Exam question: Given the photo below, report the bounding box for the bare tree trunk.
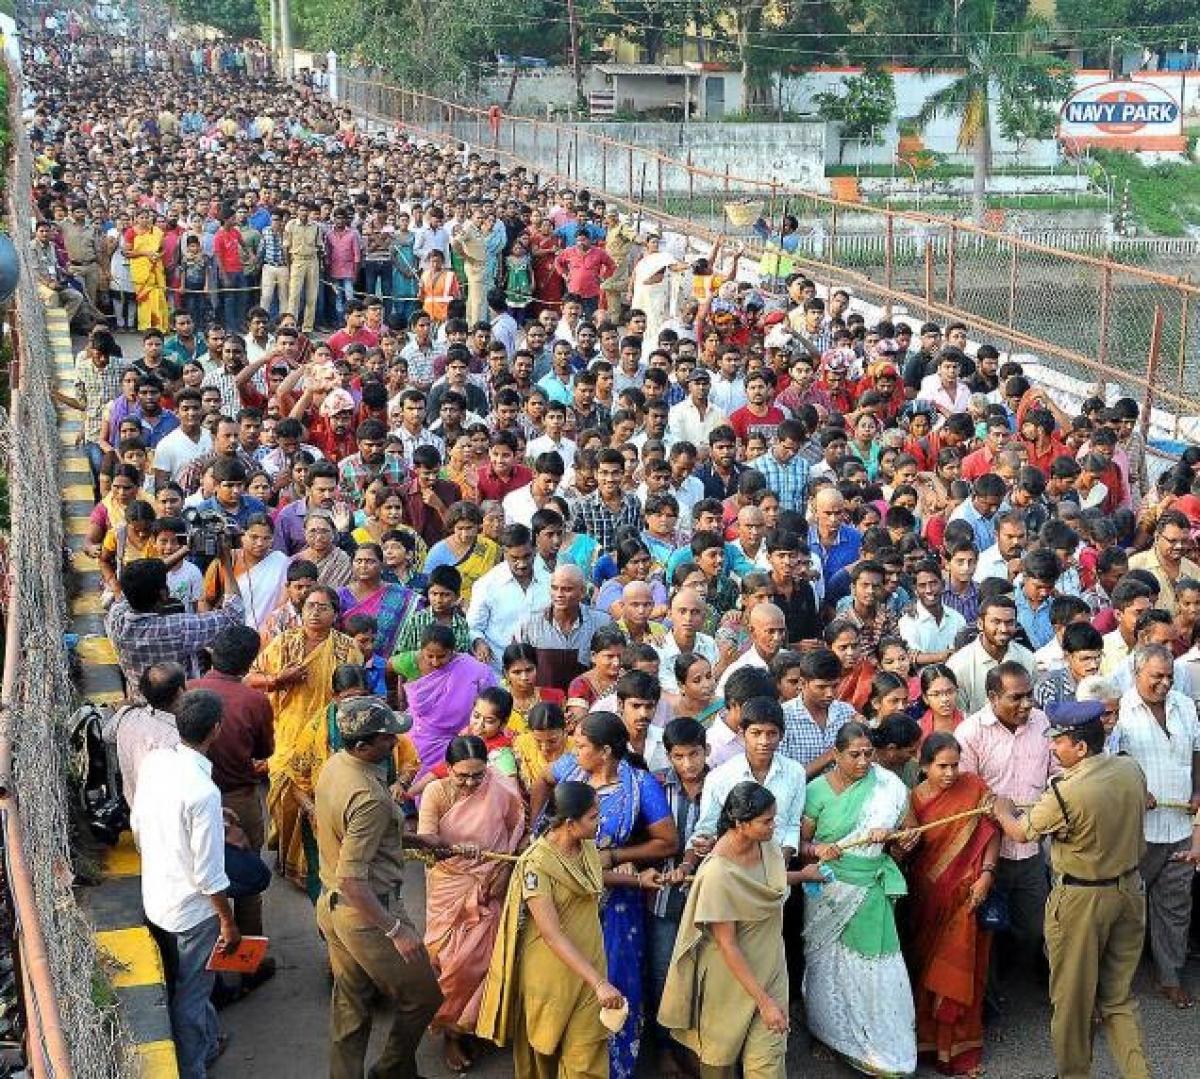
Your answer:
[972,95,991,223]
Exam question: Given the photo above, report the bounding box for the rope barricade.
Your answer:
[0,48,130,1079]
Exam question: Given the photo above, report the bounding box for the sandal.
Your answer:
[1159,985,1195,1009]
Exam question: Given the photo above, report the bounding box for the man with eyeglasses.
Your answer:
[1129,509,1199,616]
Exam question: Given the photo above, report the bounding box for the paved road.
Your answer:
[211,859,1199,1079]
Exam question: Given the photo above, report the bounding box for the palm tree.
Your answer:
[915,0,1072,222]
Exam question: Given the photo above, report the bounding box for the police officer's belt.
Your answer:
[1060,867,1137,887]
[326,888,401,909]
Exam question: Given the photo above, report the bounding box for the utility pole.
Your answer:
[268,0,278,69]
[566,0,583,108]
[280,0,294,81]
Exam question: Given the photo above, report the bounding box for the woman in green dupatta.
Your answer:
[801,721,918,1076]
[476,781,626,1078]
[659,781,793,1078]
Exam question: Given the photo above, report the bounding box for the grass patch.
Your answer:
[1089,150,1200,237]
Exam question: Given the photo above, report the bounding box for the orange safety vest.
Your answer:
[420,269,458,322]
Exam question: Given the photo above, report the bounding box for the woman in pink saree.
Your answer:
[417,735,526,1072]
[399,623,498,781]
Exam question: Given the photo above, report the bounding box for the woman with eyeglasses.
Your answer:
[416,735,526,1073]
[248,585,362,892]
[293,508,352,587]
[800,720,918,1076]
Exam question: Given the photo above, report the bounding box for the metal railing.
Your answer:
[341,72,1200,431]
[0,46,127,1079]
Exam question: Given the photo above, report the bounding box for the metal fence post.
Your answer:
[1097,264,1112,367]
[946,223,958,307]
[555,127,561,174]
[1007,243,1019,354]
[601,141,607,190]
[656,157,663,207]
[884,213,895,311]
[1142,305,1164,441]
[628,147,634,198]
[1176,278,1192,405]
[924,237,934,319]
[688,151,695,221]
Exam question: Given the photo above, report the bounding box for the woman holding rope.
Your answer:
[800,720,918,1076]
[907,733,1000,1076]
[417,735,526,1073]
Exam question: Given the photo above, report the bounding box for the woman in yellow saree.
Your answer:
[477,781,626,1079]
[123,208,168,330]
[246,585,362,891]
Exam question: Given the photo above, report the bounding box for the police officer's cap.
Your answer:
[335,697,411,741]
[1045,700,1104,737]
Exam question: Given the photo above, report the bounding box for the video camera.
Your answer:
[182,507,242,558]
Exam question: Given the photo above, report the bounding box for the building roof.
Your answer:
[596,64,699,78]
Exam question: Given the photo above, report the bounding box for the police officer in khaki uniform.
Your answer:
[314,698,443,1079]
[991,700,1151,1079]
[284,202,322,333]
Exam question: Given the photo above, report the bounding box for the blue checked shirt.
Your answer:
[749,449,811,517]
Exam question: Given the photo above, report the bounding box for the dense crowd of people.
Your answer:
[21,15,1200,1079]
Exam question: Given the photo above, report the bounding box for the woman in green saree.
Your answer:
[801,720,918,1076]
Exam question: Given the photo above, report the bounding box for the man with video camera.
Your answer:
[106,530,246,698]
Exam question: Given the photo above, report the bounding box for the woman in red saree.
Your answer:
[417,735,526,1073]
[908,732,1001,1076]
[527,216,564,314]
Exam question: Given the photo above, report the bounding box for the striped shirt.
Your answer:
[1115,687,1200,844]
[780,698,856,769]
[650,768,705,919]
[74,354,128,443]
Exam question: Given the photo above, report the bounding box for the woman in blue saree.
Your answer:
[542,711,678,1078]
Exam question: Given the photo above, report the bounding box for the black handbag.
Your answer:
[976,887,1010,933]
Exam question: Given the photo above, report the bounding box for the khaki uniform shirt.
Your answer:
[314,751,406,897]
[61,220,103,265]
[284,219,321,262]
[1022,753,1147,880]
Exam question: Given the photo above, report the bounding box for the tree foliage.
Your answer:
[814,69,896,143]
[914,0,1073,221]
[175,0,260,38]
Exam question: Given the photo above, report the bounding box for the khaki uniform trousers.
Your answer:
[288,258,319,332]
[694,1012,786,1079]
[259,264,290,316]
[316,893,442,1079]
[512,992,608,1079]
[221,785,265,937]
[1044,878,1151,1079]
[465,272,487,326]
[70,261,103,306]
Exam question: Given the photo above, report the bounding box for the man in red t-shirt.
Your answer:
[475,430,533,502]
[326,299,380,361]
[729,369,787,446]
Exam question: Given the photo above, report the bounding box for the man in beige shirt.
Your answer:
[1129,508,1199,615]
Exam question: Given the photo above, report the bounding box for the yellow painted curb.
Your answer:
[96,927,163,988]
[71,591,107,616]
[103,834,141,877]
[76,635,118,665]
[66,516,90,536]
[135,1040,179,1079]
[64,483,96,502]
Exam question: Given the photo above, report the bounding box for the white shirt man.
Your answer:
[898,601,966,657]
[154,424,213,481]
[525,432,577,470]
[467,557,551,671]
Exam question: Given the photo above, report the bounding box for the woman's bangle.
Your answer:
[384,919,403,939]
[980,865,996,876]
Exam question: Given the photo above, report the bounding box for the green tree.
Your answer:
[592,1,690,65]
[174,0,260,38]
[915,0,1073,222]
[814,69,896,162]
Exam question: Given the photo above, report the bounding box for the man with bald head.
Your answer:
[727,504,770,579]
[517,563,612,692]
[716,602,787,695]
[618,579,667,646]
[808,486,862,588]
[655,586,719,693]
